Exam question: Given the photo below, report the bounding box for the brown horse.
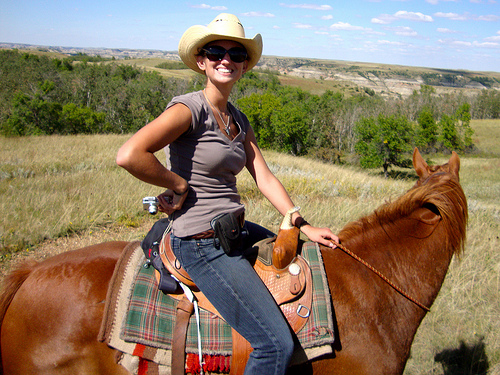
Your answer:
[0,148,467,375]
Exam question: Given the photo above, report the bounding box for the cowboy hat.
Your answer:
[178,13,263,75]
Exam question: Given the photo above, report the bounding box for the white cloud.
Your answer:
[371,15,395,24]
[378,39,405,46]
[293,23,313,29]
[191,4,227,10]
[439,38,500,49]
[394,11,433,22]
[434,12,498,21]
[437,28,457,33]
[434,12,468,21]
[386,26,419,37]
[321,15,333,20]
[191,4,210,8]
[452,40,472,47]
[372,10,433,24]
[279,3,333,11]
[474,41,499,48]
[241,12,275,17]
[330,22,367,31]
[476,14,500,21]
[328,34,343,43]
[365,30,386,36]
[426,0,458,4]
[484,31,500,42]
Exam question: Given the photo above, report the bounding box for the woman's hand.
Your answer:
[157,187,189,216]
[300,225,339,249]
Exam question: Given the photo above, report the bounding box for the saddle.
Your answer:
[155,213,313,375]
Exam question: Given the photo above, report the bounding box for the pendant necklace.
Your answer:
[203,89,231,136]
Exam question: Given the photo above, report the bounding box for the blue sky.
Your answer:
[1,1,499,72]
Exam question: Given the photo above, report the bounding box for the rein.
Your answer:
[330,241,431,312]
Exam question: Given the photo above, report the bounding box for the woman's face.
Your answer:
[196,40,249,84]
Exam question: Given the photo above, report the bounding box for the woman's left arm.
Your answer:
[244,127,339,248]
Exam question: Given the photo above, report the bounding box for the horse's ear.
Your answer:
[413,148,429,179]
[448,151,460,178]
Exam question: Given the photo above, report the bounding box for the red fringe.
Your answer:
[132,344,149,375]
[138,358,149,375]
[133,343,146,357]
[186,353,231,374]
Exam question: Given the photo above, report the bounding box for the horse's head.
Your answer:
[412,147,460,186]
[339,147,467,259]
[408,147,468,258]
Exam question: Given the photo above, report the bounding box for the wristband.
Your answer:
[173,186,189,196]
[295,217,310,229]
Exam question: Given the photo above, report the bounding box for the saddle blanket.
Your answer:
[98,241,335,374]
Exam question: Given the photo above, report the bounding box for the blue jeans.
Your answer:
[171,221,294,375]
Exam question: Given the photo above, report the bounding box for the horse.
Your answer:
[0,148,467,375]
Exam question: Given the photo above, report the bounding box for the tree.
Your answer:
[237,92,280,146]
[473,89,500,119]
[238,88,312,155]
[272,102,310,155]
[3,81,63,135]
[438,114,460,152]
[415,109,438,152]
[355,114,413,178]
[455,102,474,150]
[61,103,109,134]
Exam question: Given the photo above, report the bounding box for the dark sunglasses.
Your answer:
[200,46,248,63]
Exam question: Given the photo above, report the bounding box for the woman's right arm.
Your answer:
[116,103,192,213]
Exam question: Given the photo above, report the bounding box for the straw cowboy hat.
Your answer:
[178,13,263,75]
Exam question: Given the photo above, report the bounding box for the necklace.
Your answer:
[203,90,231,136]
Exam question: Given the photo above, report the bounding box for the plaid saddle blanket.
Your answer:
[98,241,335,375]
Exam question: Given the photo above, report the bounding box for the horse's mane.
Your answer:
[339,173,468,257]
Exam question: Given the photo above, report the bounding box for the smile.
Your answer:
[216,67,233,74]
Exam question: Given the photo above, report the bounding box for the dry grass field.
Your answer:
[0,119,499,374]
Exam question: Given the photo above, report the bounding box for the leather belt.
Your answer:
[189,230,215,239]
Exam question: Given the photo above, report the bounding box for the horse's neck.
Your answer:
[326,212,453,368]
[343,207,453,312]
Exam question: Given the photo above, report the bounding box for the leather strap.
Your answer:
[172,296,194,375]
[230,329,252,375]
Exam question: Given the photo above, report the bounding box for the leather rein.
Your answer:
[330,241,431,312]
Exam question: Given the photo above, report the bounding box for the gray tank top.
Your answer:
[164,91,248,237]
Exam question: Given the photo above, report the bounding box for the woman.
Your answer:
[117,13,338,375]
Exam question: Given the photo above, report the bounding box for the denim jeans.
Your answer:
[171,221,294,375]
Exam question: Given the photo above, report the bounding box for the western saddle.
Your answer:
[155,208,313,375]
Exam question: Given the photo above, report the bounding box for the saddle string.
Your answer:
[171,276,205,374]
[330,241,431,312]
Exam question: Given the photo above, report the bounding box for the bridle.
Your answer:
[330,241,431,312]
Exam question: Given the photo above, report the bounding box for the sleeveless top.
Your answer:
[164,91,249,237]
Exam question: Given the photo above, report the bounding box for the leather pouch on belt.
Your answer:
[211,212,242,255]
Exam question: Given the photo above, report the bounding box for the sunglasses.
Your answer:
[201,46,248,63]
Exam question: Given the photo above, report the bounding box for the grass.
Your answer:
[0,119,499,374]
[0,135,153,255]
